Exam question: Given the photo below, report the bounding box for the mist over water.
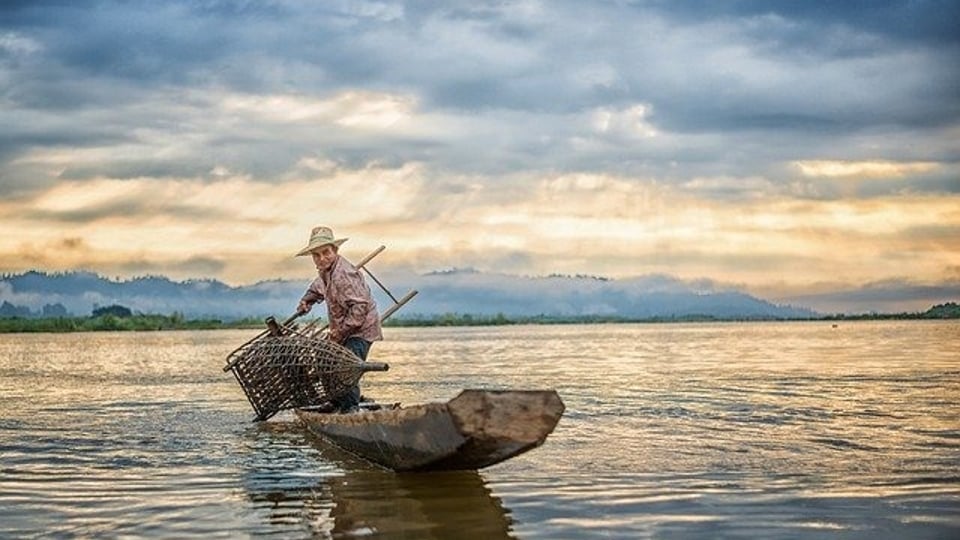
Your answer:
[1,321,958,538]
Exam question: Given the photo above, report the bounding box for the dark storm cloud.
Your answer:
[646,0,960,47]
[1,0,957,196]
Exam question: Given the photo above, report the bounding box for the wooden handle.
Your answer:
[354,245,386,269]
[361,362,390,372]
[381,290,418,322]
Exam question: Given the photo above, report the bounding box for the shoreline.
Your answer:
[1,306,956,334]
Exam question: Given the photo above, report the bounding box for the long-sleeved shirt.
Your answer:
[299,255,382,343]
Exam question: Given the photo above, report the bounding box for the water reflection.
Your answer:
[327,469,514,539]
[241,421,514,539]
[2,323,957,538]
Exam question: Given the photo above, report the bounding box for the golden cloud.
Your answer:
[2,166,958,288]
[221,90,416,129]
[793,160,939,179]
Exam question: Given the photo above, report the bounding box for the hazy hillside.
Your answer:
[0,269,818,320]
[402,270,817,319]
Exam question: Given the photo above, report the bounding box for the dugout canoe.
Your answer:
[295,389,564,471]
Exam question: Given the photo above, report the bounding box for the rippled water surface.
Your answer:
[1,321,958,538]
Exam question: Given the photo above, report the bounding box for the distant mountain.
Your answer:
[402,270,817,319]
[0,269,818,320]
[0,271,302,320]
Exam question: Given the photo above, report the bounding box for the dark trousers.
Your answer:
[335,337,371,411]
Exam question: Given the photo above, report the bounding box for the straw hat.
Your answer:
[295,226,348,256]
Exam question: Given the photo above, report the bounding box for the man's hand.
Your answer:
[297,300,312,314]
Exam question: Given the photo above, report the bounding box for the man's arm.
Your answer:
[297,278,325,314]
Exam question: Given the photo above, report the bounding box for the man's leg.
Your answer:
[336,337,371,412]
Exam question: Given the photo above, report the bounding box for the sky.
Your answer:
[1,0,958,312]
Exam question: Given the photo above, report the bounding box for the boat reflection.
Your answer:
[326,468,515,539]
[241,421,515,539]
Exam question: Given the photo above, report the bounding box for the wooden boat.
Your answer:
[295,389,564,471]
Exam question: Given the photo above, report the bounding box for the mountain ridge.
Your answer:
[1,270,817,320]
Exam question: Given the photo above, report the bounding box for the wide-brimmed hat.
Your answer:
[295,226,348,256]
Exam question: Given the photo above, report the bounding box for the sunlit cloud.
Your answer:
[591,104,657,138]
[221,90,416,129]
[0,162,426,283]
[793,160,940,179]
[359,172,960,291]
[1,162,958,299]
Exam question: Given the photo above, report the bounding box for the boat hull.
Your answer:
[296,389,564,471]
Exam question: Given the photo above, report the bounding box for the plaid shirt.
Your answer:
[300,255,382,342]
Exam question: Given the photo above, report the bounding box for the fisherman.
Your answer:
[295,226,382,412]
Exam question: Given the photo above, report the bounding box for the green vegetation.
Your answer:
[386,312,515,326]
[821,302,960,321]
[385,303,960,327]
[381,312,750,326]
[92,304,133,318]
[0,313,264,333]
[0,302,956,333]
[924,302,960,318]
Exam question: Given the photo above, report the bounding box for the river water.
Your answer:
[0,321,958,539]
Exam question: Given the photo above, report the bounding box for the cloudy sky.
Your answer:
[1,0,958,311]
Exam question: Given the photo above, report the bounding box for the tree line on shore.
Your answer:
[0,302,956,333]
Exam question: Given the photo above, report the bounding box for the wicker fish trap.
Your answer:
[224,323,388,421]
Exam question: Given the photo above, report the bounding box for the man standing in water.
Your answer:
[295,226,382,412]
